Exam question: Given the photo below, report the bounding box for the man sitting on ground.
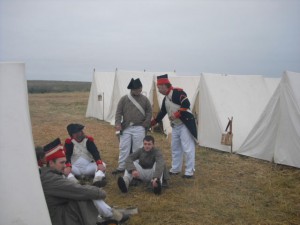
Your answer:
[64,123,107,187]
[117,135,167,195]
[40,138,129,225]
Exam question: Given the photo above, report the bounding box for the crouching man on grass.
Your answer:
[40,138,129,225]
[117,135,168,195]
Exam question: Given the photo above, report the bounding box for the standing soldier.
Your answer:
[113,78,152,174]
[151,74,197,178]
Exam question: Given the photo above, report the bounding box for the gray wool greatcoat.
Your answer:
[40,167,106,225]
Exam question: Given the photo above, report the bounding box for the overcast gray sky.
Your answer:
[0,0,299,81]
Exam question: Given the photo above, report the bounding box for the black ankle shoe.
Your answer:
[117,177,128,193]
[169,171,180,175]
[119,213,130,223]
[93,178,107,188]
[153,180,162,195]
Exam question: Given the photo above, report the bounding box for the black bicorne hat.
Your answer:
[127,78,143,89]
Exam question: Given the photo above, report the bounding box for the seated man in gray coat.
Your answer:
[117,135,168,195]
[40,138,129,225]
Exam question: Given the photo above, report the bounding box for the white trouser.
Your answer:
[66,174,112,218]
[72,157,106,179]
[93,200,113,218]
[118,126,145,170]
[124,161,163,183]
[170,123,195,176]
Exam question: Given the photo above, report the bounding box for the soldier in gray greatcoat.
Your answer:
[40,138,129,225]
[113,78,152,174]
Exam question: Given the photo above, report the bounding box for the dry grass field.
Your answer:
[29,92,300,225]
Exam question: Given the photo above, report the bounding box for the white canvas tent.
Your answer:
[86,71,116,121]
[238,71,300,168]
[105,70,158,125]
[196,73,279,152]
[86,70,176,126]
[0,62,52,225]
[86,71,203,137]
[86,71,283,155]
[265,77,281,94]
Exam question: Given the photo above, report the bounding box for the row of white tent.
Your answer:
[2,62,299,225]
[86,69,300,168]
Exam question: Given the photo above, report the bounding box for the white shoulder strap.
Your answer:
[127,94,145,116]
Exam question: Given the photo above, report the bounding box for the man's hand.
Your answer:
[115,124,121,131]
[132,170,140,178]
[150,119,157,127]
[170,111,180,121]
[169,115,176,121]
[97,164,106,172]
[151,178,158,187]
[64,166,72,176]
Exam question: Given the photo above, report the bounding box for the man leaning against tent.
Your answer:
[39,138,130,225]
